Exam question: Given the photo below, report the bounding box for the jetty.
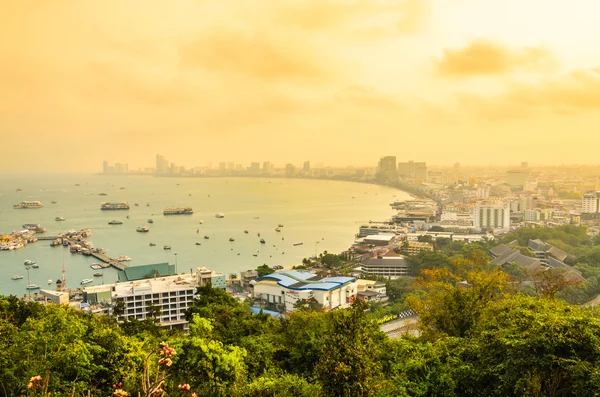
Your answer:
[88,251,127,271]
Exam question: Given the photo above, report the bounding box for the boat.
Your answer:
[163,245,171,250]
[11,275,23,280]
[136,227,150,232]
[26,284,40,290]
[199,220,204,224]
[229,238,235,242]
[47,279,52,284]
[204,235,209,240]
[147,219,154,224]
[13,201,43,209]
[260,239,265,244]
[278,224,284,227]
[108,220,123,225]
[146,203,150,207]
[244,230,249,234]
[195,242,202,246]
[98,193,108,196]
[55,216,65,221]
[149,242,156,247]
[24,259,35,265]
[101,202,130,210]
[80,279,93,285]
[253,254,258,257]
[51,201,57,204]
[90,264,102,270]
[22,224,46,233]
[197,228,199,233]
[134,203,139,206]
[16,188,22,192]
[93,272,103,277]
[294,242,303,246]
[275,228,281,232]
[116,256,133,261]
[215,213,225,218]
[31,264,39,269]
[163,207,193,215]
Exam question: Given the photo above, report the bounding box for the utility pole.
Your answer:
[26,266,31,299]
[174,253,178,274]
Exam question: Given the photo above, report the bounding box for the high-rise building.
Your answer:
[219,162,227,171]
[103,161,109,174]
[582,191,600,214]
[303,161,310,172]
[155,154,169,174]
[506,169,530,189]
[473,202,510,232]
[228,162,235,170]
[397,161,427,181]
[377,156,397,182]
[285,164,296,177]
[263,161,273,174]
[476,185,490,199]
[249,162,261,173]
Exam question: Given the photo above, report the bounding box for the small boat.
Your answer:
[26,284,40,290]
[253,254,258,257]
[93,272,103,277]
[99,193,108,196]
[116,256,133,262]
[163,245,171,250]
[108,220,123,225]
[260,239,265,244]
[258,233,261,237]
[244,230,249,234]
[146,203,150,207]
[134,203,139,206]
[55,216,65,221]
[31,264,39,269]
[136,227,150,233]
[215,213,225,218]
[126,215,130,219]
[195,242,202,246]
[51,201,57,204]
[199,220,204,224]
[81,279,93,285]
[11,275,24,280]
[294,242,303,246]
[275,228,281,232]
[278,224,284,227]
[254,217,259,219]
[16,188,22,192]
[197,228,199,233]
[24,260,35,265]
[204,235,209,240]
[90,264,102,270]
[47,279,52,284]
[149,242,156,247]
[229,238,235,242]
[148,219,154,224]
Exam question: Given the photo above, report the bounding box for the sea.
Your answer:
[0,174,408,297]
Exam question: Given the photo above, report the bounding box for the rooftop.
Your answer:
[112,274,198,297]
[117,262,176,282]
[255,270,355,291]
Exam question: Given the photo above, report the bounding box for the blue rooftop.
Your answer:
[256,271,355,291]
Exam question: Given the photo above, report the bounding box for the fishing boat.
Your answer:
[136,227,150,233]
[244,230,249,234]
[253,254,258,257]
[163,245,171,250]
[260,239,265,244]
[195,242,202,246]
[204,235,209,240]
[108,220,123,225]
[24,259,35,265]
[26,284,40,290]
[278,224,284,227]
[229,238,235,242]
[93,272,103,277]
[11,275,23,280]
[80,279,93,285]
[31,264,39,269]
[147,219,154,224]
[55,216,65,221]
[275,228,281,232]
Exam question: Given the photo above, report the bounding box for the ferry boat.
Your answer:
[215,213,225,218]
[136,227,150,233]
[22,224,46,233]
[11,275,24,280]
[80,279,93,285]
[108,220,123,225]
[24,259,35,265]
[55,216,65,221]
[14,201,43,209]
[163,245,171,250]
[101,202,130,210]
[147,219,154,224]
[163,207,193,215]
[26,284,40,290]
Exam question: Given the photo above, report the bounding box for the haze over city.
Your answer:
[3,0,600,172]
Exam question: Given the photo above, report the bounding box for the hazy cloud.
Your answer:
[435,40,556,77]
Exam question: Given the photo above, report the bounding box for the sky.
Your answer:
[2,0,600,172]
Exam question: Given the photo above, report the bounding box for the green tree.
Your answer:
[257,264,275,277]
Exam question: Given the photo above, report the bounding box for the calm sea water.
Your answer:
[0,175,407,297]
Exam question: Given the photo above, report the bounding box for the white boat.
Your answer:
[48,279,52,284]
[55,216,65,221]
[90,264,102,270]
[24,260,35,265]
[26,284,40,290]
[116,256,133,262]
[80,279,93,285]
[215,213,225,218]
[11,275,24,280]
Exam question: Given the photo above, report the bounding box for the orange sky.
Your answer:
[2,0,600,172]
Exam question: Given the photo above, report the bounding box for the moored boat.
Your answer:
[149,242,156,247]
[215,213,225,218]
[48,279,52,284]
[229,238,235,242]
[14,201,43,209]
[108,220,123,225]
[11,275,24,280]
[80,279,93,285]
[147,219,154,224]
[163,245,171,250]
[26,284,40,290]
[136,227,150,233]
[55,216,65,221]
[260,239,265,244]
[93,272,103,277]
[294,242,303,246]
[24,259,35,265]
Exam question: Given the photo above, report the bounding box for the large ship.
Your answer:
[163,207,193,215]
[13,201,43,209]
[101,202,130,210]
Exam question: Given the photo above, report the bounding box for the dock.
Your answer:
[40,235,128,271]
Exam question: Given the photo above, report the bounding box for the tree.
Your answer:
[316,300,383,397]
[406,251,509,339]
[112,299,126,318]
[293,297,323,312]
[527,266,584,300]
[257,264,275,277]
[145,301,162,321]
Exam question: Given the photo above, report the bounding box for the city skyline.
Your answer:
[3,0,600,172]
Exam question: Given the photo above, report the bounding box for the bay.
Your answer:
[0,174,406,297]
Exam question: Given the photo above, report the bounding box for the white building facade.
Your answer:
[583,191,600,214]
[473,203,510,232]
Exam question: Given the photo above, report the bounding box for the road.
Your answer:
[380,316,420,338]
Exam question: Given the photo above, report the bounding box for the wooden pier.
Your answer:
[39,235,128,271]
